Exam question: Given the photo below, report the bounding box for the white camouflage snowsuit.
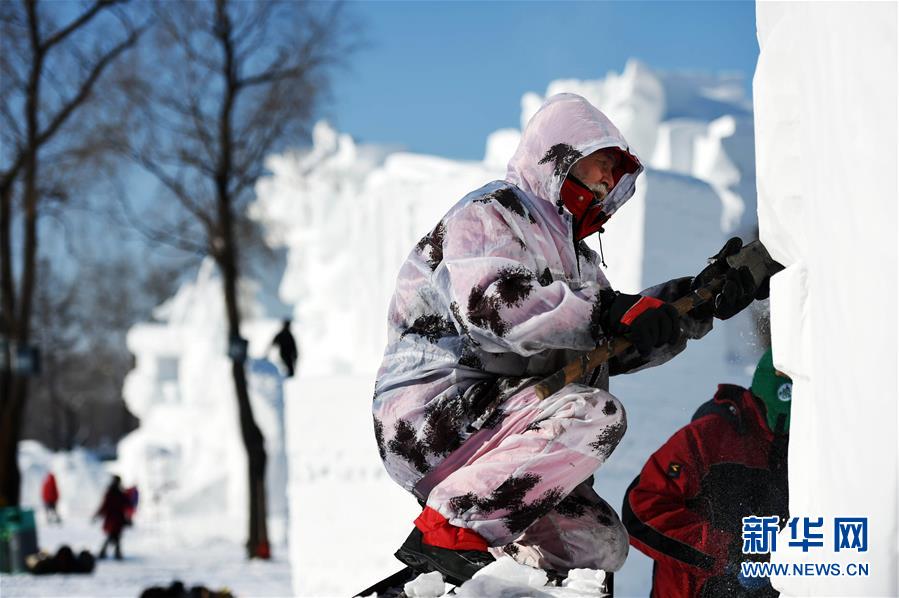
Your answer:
[372,93,711,572]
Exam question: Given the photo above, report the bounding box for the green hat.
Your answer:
[751,349,792,434]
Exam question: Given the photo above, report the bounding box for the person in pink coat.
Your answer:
[373,93,762,583]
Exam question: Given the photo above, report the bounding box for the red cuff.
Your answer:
[414,506,489,552]
[620,296,664,326]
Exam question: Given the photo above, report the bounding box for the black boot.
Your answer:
[394,527,495,586]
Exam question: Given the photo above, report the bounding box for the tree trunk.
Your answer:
[2,134,41,508]
[0,4,43,507]
[218,215,270,558]
[212,0,269,558]
[0,179,14,507]
[232,355,270,559]
[219,247,270,559]
[0,378,28,507]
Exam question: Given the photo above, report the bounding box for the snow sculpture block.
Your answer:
[755,2,897,595]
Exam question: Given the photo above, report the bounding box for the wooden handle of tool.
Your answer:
[533,281,723,400]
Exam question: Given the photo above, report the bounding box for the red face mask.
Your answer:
[560,176,609,241]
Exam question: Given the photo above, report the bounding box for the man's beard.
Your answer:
[587,181,609,201]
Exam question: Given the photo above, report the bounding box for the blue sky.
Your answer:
[324,1,759,160]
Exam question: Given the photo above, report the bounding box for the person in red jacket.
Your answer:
[94,475,131,560]
[41,472,61,524]
[622,349,791,598]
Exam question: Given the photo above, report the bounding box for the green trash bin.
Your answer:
[0,507,38,573]
[0,527,11,573]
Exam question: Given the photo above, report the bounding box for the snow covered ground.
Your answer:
[9,441,292,597]
[0,516,292,597]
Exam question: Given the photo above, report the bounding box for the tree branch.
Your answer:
[154,93,218,166]
[231,119,284,201]
[0,101,22,145]
[129,151,216,233]
[231,0,275,54]
[35,23,146,149]
[237,62,307,90]
[40,0,124,53]
[236,3,344,91]
[0,185,16,338]
[112,181,207,255]
[154,5,221,75]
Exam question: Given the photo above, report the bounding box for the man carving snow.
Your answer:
[372,93,761,584]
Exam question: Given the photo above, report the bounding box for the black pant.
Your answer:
[280,352,296,377]
[99,533,122,559]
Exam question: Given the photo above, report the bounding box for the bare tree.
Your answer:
[0,0,146,508]
[126,0,356,559]
[24,251,183,453]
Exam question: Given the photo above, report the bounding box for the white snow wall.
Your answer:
[754,3,897,596]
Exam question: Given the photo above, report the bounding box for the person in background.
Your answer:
[41,471,61,524]
[271,319,298,377]
[94,475,130,560]
[622,349,791,597]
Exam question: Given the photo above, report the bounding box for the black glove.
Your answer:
[691,237,767,320]
[606,292,681,357]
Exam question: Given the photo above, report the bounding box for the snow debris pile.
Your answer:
[393,558,614,598]
[401,570,445,598]
[454,557,550,598]
[561,568,614,595]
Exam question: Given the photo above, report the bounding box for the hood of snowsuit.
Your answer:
[505,93,643,222]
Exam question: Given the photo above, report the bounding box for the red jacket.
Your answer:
[622,385,788,598]
[41,473,59,505]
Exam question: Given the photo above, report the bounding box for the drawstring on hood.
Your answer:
[597,227,607,268]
